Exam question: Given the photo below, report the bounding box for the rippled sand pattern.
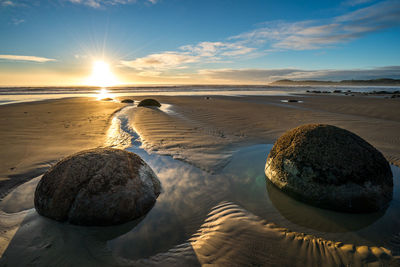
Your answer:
[135,202,398,266]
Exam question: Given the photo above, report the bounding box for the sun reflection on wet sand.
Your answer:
[96,88,115,100]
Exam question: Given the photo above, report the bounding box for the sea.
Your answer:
[1,85,399,105]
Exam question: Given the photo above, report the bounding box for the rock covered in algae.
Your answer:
[34,148,161,226]
[137,98,161,107]
[265,124,393,212]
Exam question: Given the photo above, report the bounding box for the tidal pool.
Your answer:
[108,144,400,260]
[0,140,399,265]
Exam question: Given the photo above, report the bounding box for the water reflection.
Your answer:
[108,146,230,260]
[108,143,400,259]
[0,209,143,266]
[96,87,115,100]
[1,142,400,263]
[266,179,386,232]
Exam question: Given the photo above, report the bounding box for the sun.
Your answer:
[85,60,119,87]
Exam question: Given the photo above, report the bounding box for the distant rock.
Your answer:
[265,124,393,212]
[287,99,300,103]
[138,99,161,107]
[34,148,161,226]
[100,98,113,101]
[121,99,134,103]
[271,78,400,86]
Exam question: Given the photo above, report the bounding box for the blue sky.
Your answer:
[0,0,399,85]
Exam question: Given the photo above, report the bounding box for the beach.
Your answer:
[0,98,123,198]
[130,94,400,168]
[1,93,400,265]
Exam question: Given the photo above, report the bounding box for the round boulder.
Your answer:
[265,124,393,212]
[121,99,134,104]
[137,99,161,107]
[34,148,161,226]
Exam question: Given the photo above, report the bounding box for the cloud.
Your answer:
[121,0,399,73]
[122,41,256,71]
[1,0,15,6]
[180,41,255,58]
[121,52,199,70]
[343,0,377,6]
[198,66,400,82]
[231,0,400,50]
[0,55,56,63]
[12,18,24,25]
[67,0,156,8]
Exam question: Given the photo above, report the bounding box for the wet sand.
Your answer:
[0,98,123,198]
[130,94,400,168]
[1,94,400,265]
[135,202,398,266]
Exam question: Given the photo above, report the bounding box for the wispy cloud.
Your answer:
[180,41,255,57]
[198,66,400,83]
[1,0,15,6]
[121,52,199,70]
[121,41,256,72]
[12,18,24,25]
[121,0,400,74]
[231,0,400,50]
[1,0,155,8]
[67,0,156,8]
[343,0,377,6]
[0,55,56,62]
[1,0,33,7]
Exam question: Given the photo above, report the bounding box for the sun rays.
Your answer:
[85,60,120,87]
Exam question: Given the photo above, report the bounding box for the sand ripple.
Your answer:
[133,202,399,266]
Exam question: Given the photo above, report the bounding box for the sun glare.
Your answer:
[85,60,119,87]
[96,87,115,100]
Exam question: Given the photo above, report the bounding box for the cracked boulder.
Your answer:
[34,148,161,226]
[265,124,393,212]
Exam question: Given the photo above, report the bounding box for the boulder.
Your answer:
[265,124,393,212]
[34,148,161,226]
[121,99,134,103]
[138,99,161,107]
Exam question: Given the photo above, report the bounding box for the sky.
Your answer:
[0,0,400,86]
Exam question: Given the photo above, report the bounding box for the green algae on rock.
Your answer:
[34,148,161,226]
[265,124,393,212]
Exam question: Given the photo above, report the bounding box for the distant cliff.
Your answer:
[270,78,400,86]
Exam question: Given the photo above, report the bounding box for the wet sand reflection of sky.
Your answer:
[0,127,399,263]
